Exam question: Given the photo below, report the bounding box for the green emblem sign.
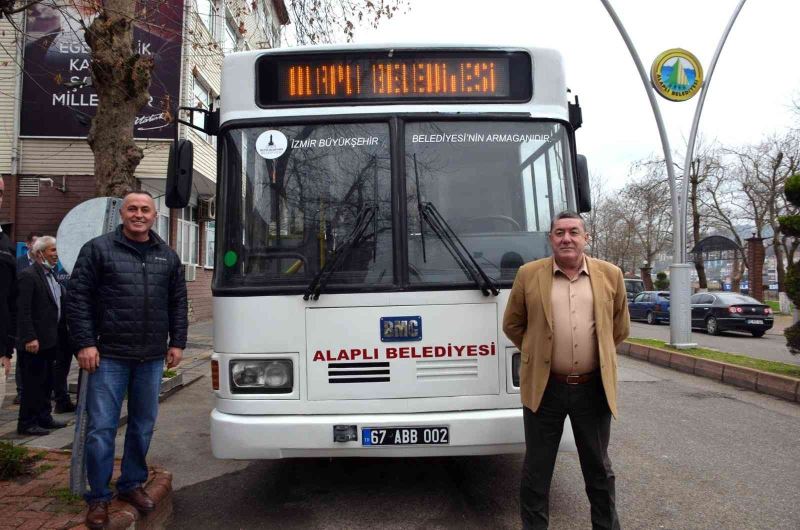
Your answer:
[650,49,703,102]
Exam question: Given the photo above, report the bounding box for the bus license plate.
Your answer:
[746,319,764,325]
[362,427,449,446]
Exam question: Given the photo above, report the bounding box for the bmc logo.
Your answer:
[380,316,422,342]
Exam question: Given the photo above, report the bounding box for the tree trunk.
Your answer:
[85,0,154,197]
[774,235,785,291]
[731,254,741,292]
[690,170,707,288]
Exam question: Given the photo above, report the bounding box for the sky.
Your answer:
[354,0,800,190]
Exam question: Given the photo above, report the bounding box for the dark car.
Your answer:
[628,291,670,325]
[690,292,774,337]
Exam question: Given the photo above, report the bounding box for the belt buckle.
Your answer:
[565,374,581,385]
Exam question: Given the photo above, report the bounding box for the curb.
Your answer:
[69,468,173,530]
[618,341,800,403]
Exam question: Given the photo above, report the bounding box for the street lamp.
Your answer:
[599,0,747,348]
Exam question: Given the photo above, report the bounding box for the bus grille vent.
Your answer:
[416,359,479,381]
[328,362,390,384]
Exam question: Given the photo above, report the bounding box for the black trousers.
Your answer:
[17,348,56,430]
[51,346,73,405]
[520,377,619,530]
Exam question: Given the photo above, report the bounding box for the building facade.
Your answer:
[0,0,288,322]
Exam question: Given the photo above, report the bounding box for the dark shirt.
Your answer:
[124,236,152,257]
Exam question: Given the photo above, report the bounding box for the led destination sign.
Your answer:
[256,51,531,106]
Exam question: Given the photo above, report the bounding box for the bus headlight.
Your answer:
[230,360,293,394]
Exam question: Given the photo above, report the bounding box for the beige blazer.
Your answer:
[502,256,630,417]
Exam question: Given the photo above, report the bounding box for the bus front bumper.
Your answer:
[210,408,537,459]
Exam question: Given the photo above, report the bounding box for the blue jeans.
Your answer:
[84,357,163,503]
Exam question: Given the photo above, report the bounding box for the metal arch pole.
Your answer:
[599,0,694,347]
[679,0,748,261]
[598,0,680,232]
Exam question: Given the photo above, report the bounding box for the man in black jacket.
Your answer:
[16,236,68,435]
[16,232,42,272]
[0,177,14,380]
[15,232,41,404]
[67,191,187,529]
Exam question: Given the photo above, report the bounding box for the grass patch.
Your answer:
[764,300,793,315]
[46,487,85,513]
[47,487,84,504]
[0,442,46,480]
[162,369,178,379]
[627,337,800,378]
[34,463,55,475]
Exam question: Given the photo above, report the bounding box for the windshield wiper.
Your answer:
[419,202,499,297]
[304,205,377,301]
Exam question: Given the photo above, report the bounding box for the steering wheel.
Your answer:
[463,215,522,232]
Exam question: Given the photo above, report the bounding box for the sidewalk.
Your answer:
[0,320,213,451]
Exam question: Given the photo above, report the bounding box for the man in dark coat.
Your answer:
[67,191,187,529]
[16,236,68,435]
[15,232,44,405]
[16,232,42,272]
[0,177,15,380]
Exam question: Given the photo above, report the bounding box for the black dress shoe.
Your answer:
[54,401,76,413]
[18,425,50,436]
[40,419,68,429]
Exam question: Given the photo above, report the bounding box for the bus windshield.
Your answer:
[407,121,571,285]
[216,120,573,292]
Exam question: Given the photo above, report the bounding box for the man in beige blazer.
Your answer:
[503,211,629,530]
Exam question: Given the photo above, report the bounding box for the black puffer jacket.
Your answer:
[0,231,16,357]
[66,226,188,360]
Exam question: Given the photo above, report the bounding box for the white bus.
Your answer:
[169,44,591,458]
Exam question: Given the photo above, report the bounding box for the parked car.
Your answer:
[689,292,774,337]
[628,291,670,325]
[624,278,645,302]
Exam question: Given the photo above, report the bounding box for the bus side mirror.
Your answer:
[166,139,194,209]
[575,154,591,213]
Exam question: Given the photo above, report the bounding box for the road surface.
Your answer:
[127,358,800,529]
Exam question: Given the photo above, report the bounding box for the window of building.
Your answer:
[177,206,199,265]
[154,195,170,244]
[192,75,211,142]
[205,221,216,268]
[195,0,216,35]
[222,19,239,54]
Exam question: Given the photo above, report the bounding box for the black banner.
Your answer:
[20,0,184,138]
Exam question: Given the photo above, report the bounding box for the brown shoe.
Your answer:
[118,486,155,513]
[86,501,109,529]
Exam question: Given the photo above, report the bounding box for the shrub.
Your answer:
[0,442,45,480]
[654,271,669,290]
[782,173,800,355]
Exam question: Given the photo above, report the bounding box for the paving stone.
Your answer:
[17,520,45,530]
[25,499,52,511]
